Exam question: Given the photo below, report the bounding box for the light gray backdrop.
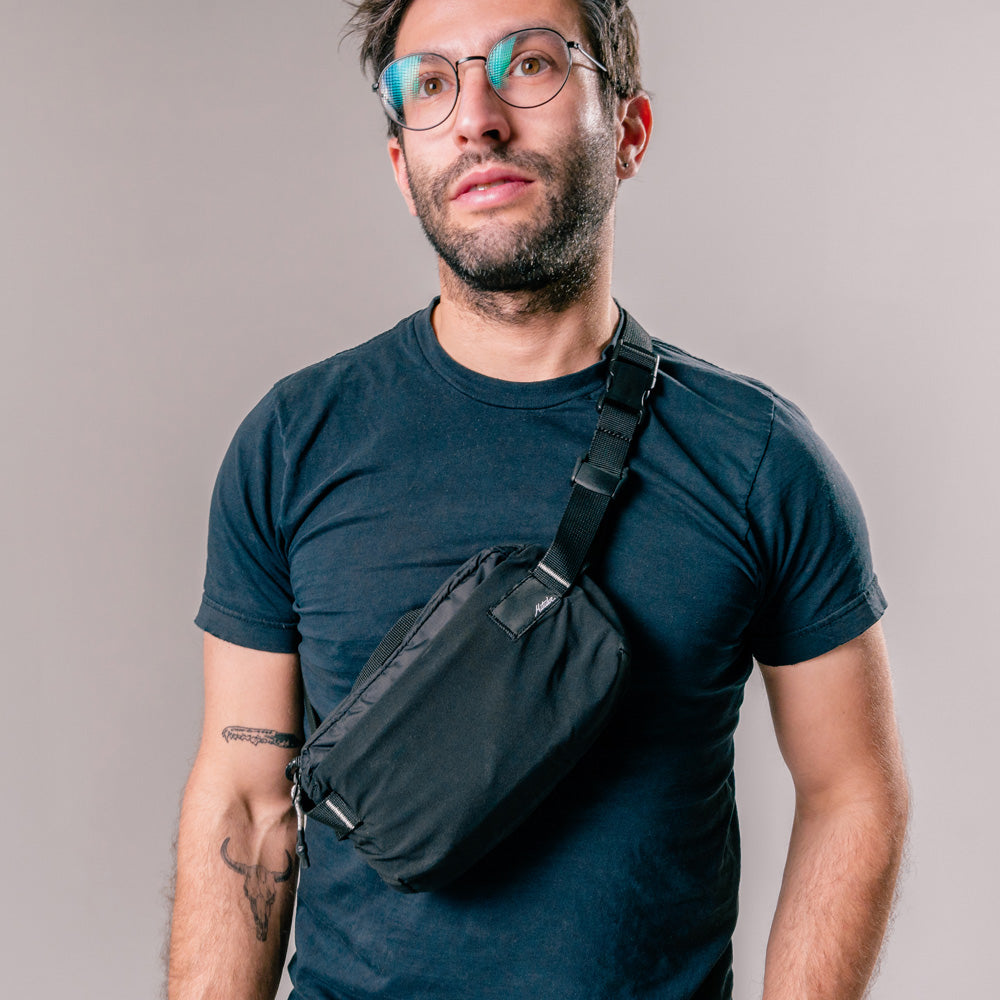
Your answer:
[2,1,997,996]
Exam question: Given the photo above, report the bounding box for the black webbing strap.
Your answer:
[532,312,659,595]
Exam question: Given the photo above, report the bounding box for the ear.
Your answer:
[615,91,653,181]
[388,136,418,216]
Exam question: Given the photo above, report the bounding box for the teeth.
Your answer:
[473,180,507,191]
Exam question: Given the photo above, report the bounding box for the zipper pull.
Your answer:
[287,758,310,869]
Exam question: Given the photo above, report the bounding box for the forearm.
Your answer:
[168,763,298,1000]
[761,792,908,1000]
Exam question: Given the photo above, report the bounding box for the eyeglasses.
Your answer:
[374,27,608,132]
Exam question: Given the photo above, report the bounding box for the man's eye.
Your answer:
[512,55,549,77]
[418,75,449,98]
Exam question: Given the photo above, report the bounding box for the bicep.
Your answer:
[758,622,905,813]
[195,632,304,804]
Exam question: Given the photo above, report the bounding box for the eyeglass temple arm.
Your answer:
[568,42,608,75]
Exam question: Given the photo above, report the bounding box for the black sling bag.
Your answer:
[287,318,659,892]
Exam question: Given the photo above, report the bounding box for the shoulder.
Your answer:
[641,334,785,505]
[226,306,430,454]
[650,337,828,447]
[650,335,836,469]
[631,320,849,521]
[270,308,427,417]
[651,337,780,428]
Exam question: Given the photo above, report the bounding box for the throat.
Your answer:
[431,285,618,383]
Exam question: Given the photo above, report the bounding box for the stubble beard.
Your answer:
[403,129,619,318]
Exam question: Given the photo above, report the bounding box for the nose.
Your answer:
[450,58,512,148]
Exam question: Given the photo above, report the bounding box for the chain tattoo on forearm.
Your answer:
[221,726,302,749]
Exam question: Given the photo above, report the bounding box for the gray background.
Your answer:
[2,0,997,996]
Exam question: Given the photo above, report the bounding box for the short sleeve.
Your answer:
[746,396,886,666]
[194,389,301,653]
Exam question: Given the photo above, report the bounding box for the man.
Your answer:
[168,0,908,997]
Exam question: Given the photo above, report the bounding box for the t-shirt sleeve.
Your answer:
[194,389,301,653]
[745,395,886,666]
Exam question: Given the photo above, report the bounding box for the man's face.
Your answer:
[388,0,621,302]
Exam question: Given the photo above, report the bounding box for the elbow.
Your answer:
[795,758,911,856]
[883,762,911,858]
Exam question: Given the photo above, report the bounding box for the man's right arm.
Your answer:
[168,634,304,1000]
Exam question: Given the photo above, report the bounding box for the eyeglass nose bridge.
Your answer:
[453,55,497,100]
[447,55,510,123]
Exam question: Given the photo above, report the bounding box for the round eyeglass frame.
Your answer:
[373,26,609,132]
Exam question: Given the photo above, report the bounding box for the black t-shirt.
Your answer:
[197,302,885,999]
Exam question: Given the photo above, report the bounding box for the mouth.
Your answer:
[452,168,534,201]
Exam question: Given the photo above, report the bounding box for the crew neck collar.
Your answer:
[412,299,625,410]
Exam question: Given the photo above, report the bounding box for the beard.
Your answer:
[402,129,619,314]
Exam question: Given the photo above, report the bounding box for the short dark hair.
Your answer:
[345,0,642,135]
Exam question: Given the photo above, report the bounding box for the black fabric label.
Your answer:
[489,574,563,638]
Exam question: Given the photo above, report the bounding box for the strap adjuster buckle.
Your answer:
[572,455,628,498]
[598,352,660,414]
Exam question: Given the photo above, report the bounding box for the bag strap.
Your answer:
[532,311,659,595]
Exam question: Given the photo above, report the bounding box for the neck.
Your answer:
[432,254,619,382]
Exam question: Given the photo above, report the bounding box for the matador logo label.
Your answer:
[535,595,558,618]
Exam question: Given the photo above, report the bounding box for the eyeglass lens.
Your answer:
[378,29,574,131]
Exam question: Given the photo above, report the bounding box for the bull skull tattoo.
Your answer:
[220,837,294,942]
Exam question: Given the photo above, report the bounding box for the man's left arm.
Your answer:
[758,622,909,1000]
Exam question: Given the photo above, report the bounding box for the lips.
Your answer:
[452,167,534,201]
